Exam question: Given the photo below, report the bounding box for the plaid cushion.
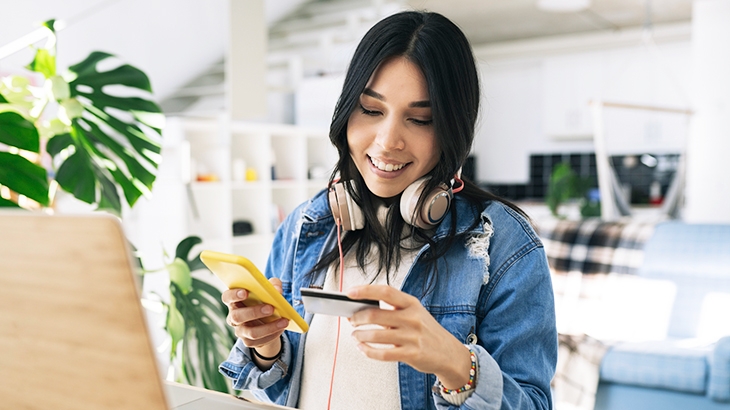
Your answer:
[552,333,610,410]
[539,219,655,276]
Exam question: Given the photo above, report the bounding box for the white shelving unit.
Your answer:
[170,116,336,268]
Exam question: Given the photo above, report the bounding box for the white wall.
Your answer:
[684,0,730,223]
[1,0,229,101]
[474,39,692,184]
[294,29,694,186]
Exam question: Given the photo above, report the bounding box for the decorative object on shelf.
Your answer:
[174,117,335,268]
[232,220,253,236]
[195,173,220,182]
[245,167,258,181]
[546,161,598,219]
[138,236,236,394]
[0,20,163,214]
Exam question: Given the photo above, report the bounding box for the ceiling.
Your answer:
[409,0,693,45]
[267,0,694,77]
[0,0,695,111]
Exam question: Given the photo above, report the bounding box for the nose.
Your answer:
[374,117,405,151]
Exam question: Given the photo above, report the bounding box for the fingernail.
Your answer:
[261,305,274,315]
[277,319,288,328]
[237,290,245,298]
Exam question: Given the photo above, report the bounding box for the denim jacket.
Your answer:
[220,189,557,410]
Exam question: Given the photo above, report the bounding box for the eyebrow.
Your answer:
[362,88,431,108]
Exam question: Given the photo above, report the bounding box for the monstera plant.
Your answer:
[140,236,237,393]
[0,20,163,213]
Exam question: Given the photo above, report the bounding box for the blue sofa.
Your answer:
[593,222,730,410]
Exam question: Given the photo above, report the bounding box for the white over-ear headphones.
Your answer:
[328,174,463,231]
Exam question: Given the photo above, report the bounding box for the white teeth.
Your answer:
[370,157,405,172]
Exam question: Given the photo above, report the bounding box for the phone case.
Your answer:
[200,250,309,333]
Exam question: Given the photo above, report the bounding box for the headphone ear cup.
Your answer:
[329,181,365,231]
[400,177,452,229]
[343,184,365,230]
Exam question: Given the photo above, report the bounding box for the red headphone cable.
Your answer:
[326,219,345,410]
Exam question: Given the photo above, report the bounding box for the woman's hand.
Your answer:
[347,285,473,390]
[221,277,289,359]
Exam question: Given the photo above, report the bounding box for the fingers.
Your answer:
[350,306,408,328]
[228,303,276,326]
[234,318,289,347]
[351,327,413,347]
[347,285,416,309]
[354,341,406,362]
[221,288,248,309]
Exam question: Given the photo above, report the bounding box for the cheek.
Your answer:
[421,136,441,168]
[346,119,369,155]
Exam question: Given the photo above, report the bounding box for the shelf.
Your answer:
[231,181,269,190]
[271,180,301,189]
[190,181,228,189]
[179,118,334,267]
[232,233,271,246]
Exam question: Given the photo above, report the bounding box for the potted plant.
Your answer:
[1,19,236,393]
[139,236,237,393]
[546,162,600,219]
[0,20,163,213]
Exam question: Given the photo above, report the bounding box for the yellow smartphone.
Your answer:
[200,250,309,333]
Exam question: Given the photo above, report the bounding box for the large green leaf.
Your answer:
[97,171,122,214]
[25,20,57,79]
[0,152,49,206]
[46,133,73,157]
[0,111,40,152]
[26,49,56,79]
[168,258,193,295]
[48,51,163,211]
[0,93,8,103]
[54,145,96,204]
[0,196,20,208]
[175,236,207,272]
[169,274,236,393]
[166,291,185,360]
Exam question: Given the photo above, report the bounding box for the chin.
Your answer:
[364,182,406,200]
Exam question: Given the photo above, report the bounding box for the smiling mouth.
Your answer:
[369,156,409,172]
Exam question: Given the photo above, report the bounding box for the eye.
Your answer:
[410,118,433,126]
[359,104,381,116]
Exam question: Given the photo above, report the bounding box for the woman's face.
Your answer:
[347,56,440,200]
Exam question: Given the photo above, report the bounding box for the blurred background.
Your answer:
[3,3,730,408]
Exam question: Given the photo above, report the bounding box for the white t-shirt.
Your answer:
[298,206,421,410]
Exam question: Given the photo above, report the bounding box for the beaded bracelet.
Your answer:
[438,348,477,395]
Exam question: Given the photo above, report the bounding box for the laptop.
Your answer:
[0,211,283,409]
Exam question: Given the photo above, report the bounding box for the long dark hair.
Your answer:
[312,11,527,288]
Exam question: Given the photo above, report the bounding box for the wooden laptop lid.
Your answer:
[0,212,169,410]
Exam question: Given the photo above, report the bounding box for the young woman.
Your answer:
[220,10,557,410]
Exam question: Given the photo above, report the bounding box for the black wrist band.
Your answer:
[251,336,283,361]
